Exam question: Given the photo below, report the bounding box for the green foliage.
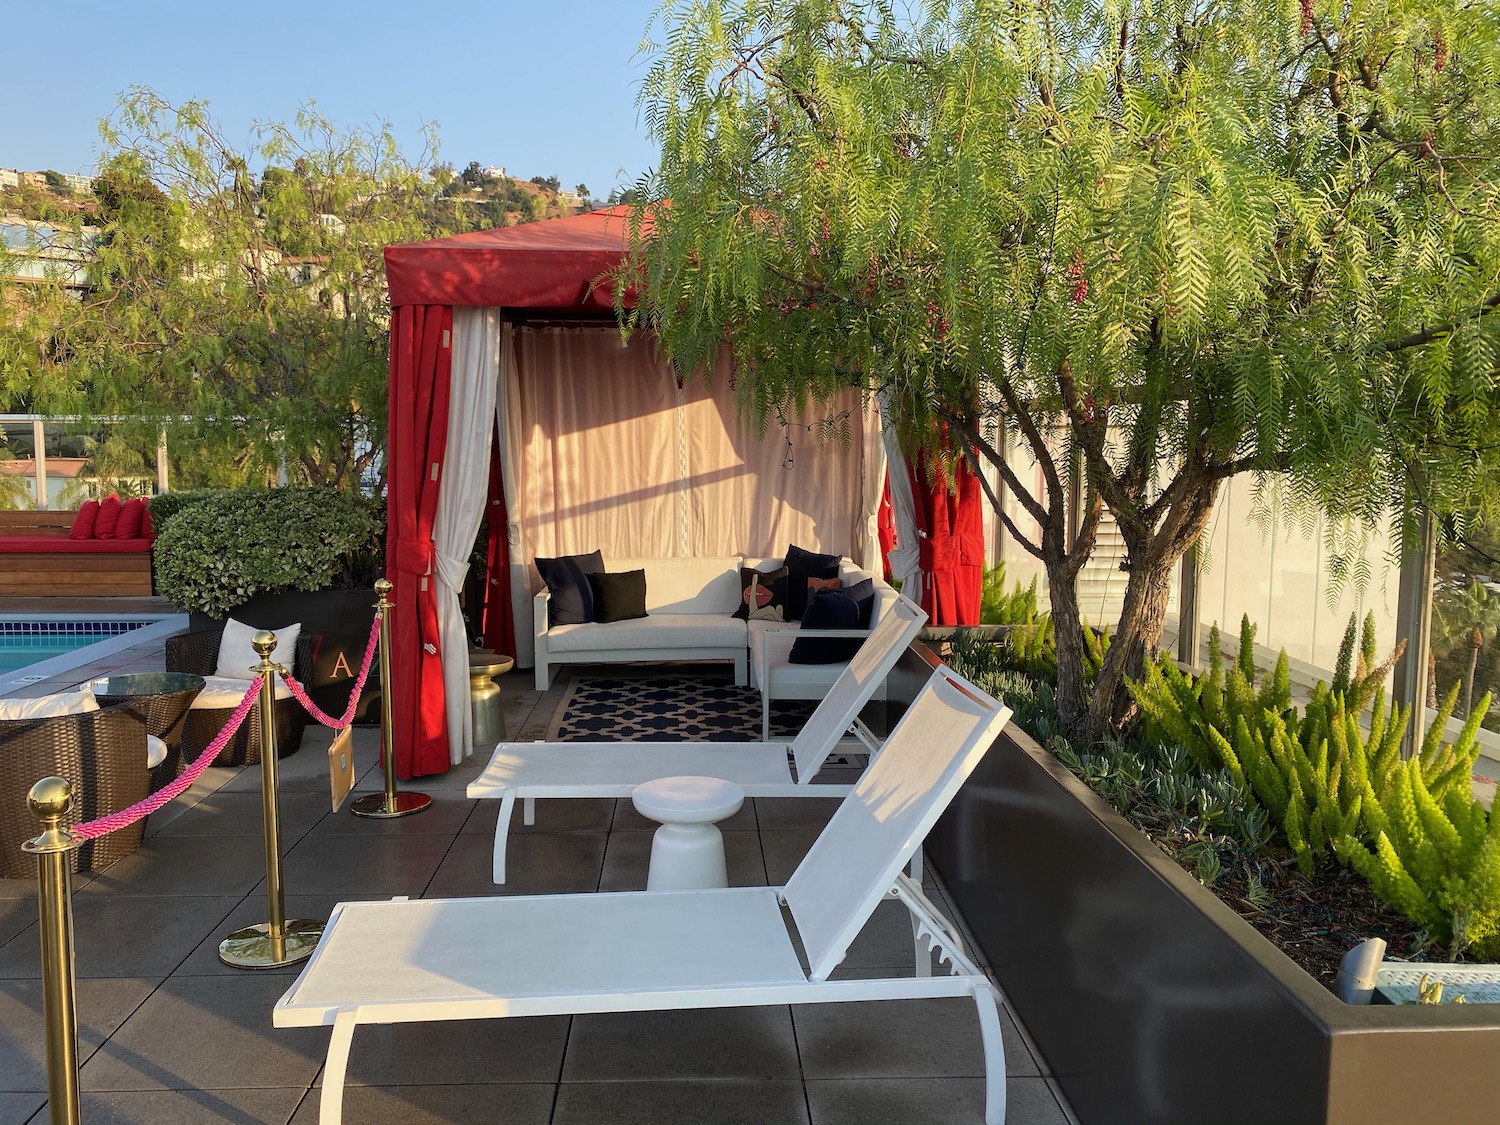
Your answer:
[634,0,1500,740]
[145,488,245,532]
[152,487,381,616]
[978,564,1041,626]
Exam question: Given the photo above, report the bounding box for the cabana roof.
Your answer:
[384,205,650,310]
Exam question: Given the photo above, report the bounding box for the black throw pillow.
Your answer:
[784,543,841,620]
[788,588,862,663]
[535,550,604,626]
[587,569,649,623]
[841,577,877,629]
[732,565,790,621]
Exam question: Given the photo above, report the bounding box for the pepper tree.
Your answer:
[627,0,1500,741]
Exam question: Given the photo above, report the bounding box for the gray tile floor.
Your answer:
[0,636,1077,1124]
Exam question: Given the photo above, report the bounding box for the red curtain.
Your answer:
[481,421,516,657]
[909,455,984,625]
[877,474,896,583]
[387,304,455,778]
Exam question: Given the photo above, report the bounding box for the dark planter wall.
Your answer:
[190,588,381,723]
[895,642,1500,1125]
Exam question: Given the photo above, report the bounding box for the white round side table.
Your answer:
[631,776,746,891]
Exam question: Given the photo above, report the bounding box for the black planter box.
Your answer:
[924,716,1500,1125]
[189,588,381,724]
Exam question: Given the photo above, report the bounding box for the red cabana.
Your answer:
[384,209,884,777]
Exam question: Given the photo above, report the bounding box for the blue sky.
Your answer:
[3,0,664,199]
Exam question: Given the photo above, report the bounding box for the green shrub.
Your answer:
[153,486,382,616]
[147,488,253,532]
[979,564,1042,626]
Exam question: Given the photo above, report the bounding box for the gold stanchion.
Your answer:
[219,630,323,969]
[352,578,432,819]
[22,778,83,1125]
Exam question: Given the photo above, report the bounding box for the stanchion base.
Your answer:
[218,919,324,969]
[350,791,433,819]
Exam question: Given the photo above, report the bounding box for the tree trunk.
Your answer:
[1048,554,1090,728]
[1084,542,1180,739]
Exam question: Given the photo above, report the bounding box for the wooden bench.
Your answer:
[0,511,154,597]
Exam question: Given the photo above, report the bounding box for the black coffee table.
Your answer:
[93,672,206,790]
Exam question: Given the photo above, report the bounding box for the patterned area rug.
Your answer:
[549,674,818,742]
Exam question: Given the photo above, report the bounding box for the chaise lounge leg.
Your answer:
[493,790,516,884]
[971,983,1008,1125]
[911,915,932,978]
[319,1007,360,1125]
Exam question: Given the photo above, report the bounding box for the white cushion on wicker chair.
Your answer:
[191,675,294,708]
[146,734,167,770]
[215,618,302,679]
[0,687,100,720]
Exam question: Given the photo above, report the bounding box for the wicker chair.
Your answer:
[166,630,317,768]
[0,704,150,879]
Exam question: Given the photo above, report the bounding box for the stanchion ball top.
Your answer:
[374,577,393,595]
[252,630,279,656]
[28,777,72,821]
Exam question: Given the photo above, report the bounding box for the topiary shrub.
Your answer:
[147,487,254,532]
[153,487,382,617]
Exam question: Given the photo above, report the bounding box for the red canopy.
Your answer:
[385,205,648,310]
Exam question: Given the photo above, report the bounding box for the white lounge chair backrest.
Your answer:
[787,592,927,783]
[783,667,1011,981]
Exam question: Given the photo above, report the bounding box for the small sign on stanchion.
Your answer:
[328,727,355,812]
[352,578,432,819]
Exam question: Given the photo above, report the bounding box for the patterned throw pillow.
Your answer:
[732,565,789,621]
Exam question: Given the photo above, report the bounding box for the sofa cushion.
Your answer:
[0,687,100,720]
[68,500,100,540]
[733,565,789,622]
[95,494,123,539]
[789,588,862,663]
[546,613,748,653]
[535,551,604,626]
[115,497,146,540]
[607,556,742,615]
[192,675,294,707]
[784,544,842,620]
[588,569,648,623]
[216,617,302,678]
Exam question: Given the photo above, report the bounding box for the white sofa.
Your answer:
[532,554,896,692]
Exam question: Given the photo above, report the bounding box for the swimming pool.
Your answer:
[0,618,178,681]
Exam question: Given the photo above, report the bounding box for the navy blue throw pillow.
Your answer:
[534,550,604,626]
[784,543,842,620]
[788,588,862,663]
[841,578,877,629]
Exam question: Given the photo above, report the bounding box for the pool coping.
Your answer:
[0,613,187,695]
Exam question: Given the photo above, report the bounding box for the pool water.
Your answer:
[0,634,118,673]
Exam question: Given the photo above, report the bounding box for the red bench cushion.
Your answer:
[0,536,154,553]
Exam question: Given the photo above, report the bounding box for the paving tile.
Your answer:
[610,794,758,833]
[563,1007,798,1081]
[0,895,240,980]
[149,791,331,840]
[0,1093,42,1125]
[74,835,267,898]
[597,827,768,891]
[760,828,820,884]
[0,879,39,901]
[462,797,614,836]
[217,733,376,794]
[280,831,452,896]
[309,792,476,836]
[553,1079,809,1125]
[312,1016,570,1087]
[793,997,987,1079]
[52,1087,307,1125]
[0,899,34,949]
[0,978,156,1091]
[754,795,843,831]
[172,893,384,977]
[807,1076,1064,1125]
[289,1083,555,1125]
[425,833,606,896]
[80,974,327,1091]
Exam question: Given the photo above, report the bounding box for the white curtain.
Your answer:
[856,395,885,572]
[497,325,533,669]
[432,307,501,763]
[880,398,924,604]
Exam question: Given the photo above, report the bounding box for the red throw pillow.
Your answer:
[68,500,100,540]
[115,497,145,540]
[94,494,123,539]
[140,506,154,540]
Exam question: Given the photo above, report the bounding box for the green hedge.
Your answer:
[153,487,382,617]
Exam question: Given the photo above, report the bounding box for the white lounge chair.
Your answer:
[274,666,1014,1125]
[467,593,927,883]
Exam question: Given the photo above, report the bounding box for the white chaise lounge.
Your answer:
[274,666,1015,1125]
[468,593,927,882]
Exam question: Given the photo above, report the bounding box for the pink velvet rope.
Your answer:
[281,615,381,730]
[71,676,265,840]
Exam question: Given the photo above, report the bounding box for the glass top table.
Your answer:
[92,672,207,700]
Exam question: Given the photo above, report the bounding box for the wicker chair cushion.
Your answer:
[216,617,301,678]
[0,687,100,720]
[147,734,167,770]
[190,675,294,708]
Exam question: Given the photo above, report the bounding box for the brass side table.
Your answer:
[469,651,514,748]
